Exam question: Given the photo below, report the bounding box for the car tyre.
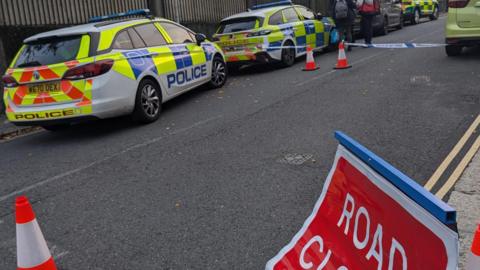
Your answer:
[280,41,296,67]
[208,55,227,89]
[430,5,439,20]
[132,78,162,124]
[445,45,462,56]
[396,14,404,29]
[411,8,420,24]
[378,17,389,36]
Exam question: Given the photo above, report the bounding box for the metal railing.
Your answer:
[0,0,148,26]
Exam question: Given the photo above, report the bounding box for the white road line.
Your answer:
[0,115,222,202]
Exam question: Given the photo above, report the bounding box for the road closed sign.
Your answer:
[266,132,459,270]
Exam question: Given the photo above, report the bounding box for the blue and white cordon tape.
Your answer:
[345,42,447,48]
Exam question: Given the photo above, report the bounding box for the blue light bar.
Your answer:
[89,9,151,23]
[251,0,293,10]
[335,131,457,226]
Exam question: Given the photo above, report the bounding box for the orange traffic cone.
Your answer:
[302,45,319,71]
[16,196,57,270]
[467,224,480,270]
[334,41,352,70]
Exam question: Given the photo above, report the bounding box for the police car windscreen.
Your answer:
[217,17,261,34]
[15,35,82,68]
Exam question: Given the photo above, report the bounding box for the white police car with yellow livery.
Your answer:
[213,0,338,68]
[2,10,227,131]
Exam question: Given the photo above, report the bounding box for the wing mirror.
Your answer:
[195,33,207,45]
[315,12,324,20]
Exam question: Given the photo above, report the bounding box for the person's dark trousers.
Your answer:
[336,19,354,44]
[361,14,374,44]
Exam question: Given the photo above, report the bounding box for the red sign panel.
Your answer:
[266,146,458,270]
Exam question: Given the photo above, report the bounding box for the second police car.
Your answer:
[2,10,227,130]
[213,1,338,69]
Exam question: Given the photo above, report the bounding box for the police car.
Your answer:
[2,10,227,130]
[213,0,338,68]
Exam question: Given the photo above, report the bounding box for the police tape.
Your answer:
[344,42,447,48]
[256,43,447,51]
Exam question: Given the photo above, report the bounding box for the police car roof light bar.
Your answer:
[89,9,152,23]
[251,0,293,10]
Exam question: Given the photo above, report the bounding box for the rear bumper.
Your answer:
[225,51,278,64]
[446,37,480,46]
[12,115,99,127]
[3,71,137,126]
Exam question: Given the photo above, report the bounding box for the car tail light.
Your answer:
[63,59,114,80]
[247,30,272,37]
[2,75,19,88]
[448,0,470,8]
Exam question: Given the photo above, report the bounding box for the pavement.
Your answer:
[0,113,17,135]
[0,16,479,269]
[448,149,480,269]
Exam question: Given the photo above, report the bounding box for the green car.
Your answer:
[445,0,480,56]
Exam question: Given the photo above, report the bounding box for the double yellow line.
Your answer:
[425,115,480,199]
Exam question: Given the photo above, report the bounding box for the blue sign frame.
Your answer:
[335,131,457,225]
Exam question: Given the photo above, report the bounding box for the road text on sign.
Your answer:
[266,132,458,270]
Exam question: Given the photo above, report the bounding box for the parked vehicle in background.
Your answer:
[353,0,403,36]
[402,0,440,24]
[445,0,480,56]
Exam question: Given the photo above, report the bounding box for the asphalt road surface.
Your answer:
[1,16,479,269]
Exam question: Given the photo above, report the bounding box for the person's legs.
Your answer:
[364,15,373,44]
[336,20,347,42]
[345,23,353,51]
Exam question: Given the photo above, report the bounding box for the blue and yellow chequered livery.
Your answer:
[213,1,337,67]
[402,0,440,24]
[2,10,227,129]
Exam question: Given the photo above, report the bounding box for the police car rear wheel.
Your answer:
[208,56,227,89]
[280,43,295,67]
[133,79,161,123]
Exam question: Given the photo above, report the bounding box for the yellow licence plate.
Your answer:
[220,39,249,47]
[28,83,61,94]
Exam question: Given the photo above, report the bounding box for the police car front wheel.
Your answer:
[133,79,162,123]
[208,55,227,89]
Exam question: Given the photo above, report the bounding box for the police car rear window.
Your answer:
[217,17,262,34]
[15,36,82,68]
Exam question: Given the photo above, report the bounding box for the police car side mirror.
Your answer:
[315,13,324,20]
[195,33,207,46]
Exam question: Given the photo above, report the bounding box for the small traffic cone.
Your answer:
[467,224,480,270]
[302,45,319,71]
[334,41,352,70]
[16,196,57,270]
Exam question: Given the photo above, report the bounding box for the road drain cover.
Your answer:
[278,153,313,165]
